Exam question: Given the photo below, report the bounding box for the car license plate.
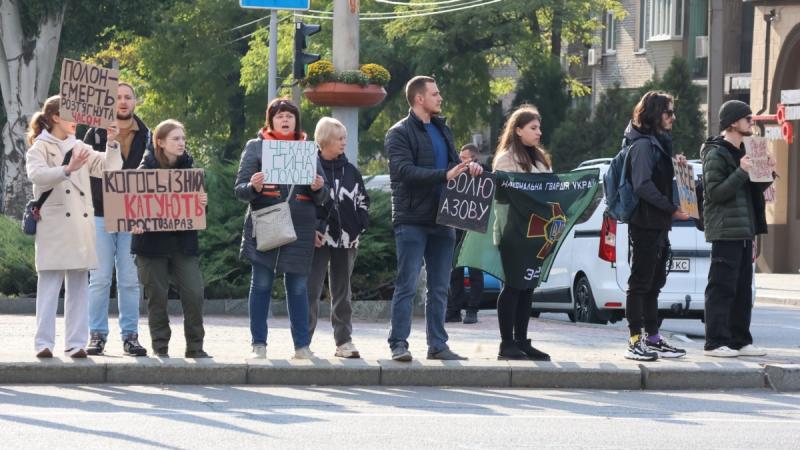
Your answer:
[669,257,690,272]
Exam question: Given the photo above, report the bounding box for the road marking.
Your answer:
[670,334,693,343]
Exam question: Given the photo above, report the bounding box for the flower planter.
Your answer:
[304,82,387,107]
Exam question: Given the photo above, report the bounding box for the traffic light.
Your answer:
[293,21,321,80]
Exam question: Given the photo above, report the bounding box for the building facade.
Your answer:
[746,0,800,274]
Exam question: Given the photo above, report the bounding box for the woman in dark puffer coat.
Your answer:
[234,98,328,360]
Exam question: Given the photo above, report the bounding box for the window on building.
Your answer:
[638,0,650,51]
[604,11,616,53]
[647,0,684,40]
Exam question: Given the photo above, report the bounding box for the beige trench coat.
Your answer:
[493,149,552,174]
[25,139,122,271]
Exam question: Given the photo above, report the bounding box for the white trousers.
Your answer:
[35,270,89,353]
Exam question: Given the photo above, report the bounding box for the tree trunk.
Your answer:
[0,1,66,217]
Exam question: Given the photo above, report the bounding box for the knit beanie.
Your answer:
[719,100,752,131]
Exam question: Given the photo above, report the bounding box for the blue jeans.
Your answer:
[249,263,311,349]
[89,216,141,338]
[388,224,456,353]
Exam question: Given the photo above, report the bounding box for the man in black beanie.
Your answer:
[700,100,775,358]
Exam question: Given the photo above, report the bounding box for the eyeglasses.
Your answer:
[665,110,675,117]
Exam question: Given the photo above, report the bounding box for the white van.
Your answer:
[533,160,714,325]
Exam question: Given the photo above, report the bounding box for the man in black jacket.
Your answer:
[385,76,482,361]
[623,91,689,362]
[84,83,150,357]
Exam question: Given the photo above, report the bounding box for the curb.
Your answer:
[764,364,800,392]
[1,360,796,391]
[756,296,800,307]
[640,362,767,390]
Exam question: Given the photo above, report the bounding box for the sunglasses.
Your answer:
[665,109,676,117]
[269,100,295,113]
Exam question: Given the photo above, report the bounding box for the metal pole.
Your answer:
[268,9,279,102]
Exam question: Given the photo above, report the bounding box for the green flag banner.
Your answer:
[456,169,600,290]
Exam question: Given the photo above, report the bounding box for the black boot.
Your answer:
[516,339,551,361]
[498,340,528,360]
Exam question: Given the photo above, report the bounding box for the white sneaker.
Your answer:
[737,344,767,357]
[249,344,266,359]
[335,342,361,358]
[704,346,739,358]
[293,346,315,359]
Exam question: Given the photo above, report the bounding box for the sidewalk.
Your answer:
[1,312,798,391]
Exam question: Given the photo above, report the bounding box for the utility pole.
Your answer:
[332,0,360,166]
[268,9,279,102]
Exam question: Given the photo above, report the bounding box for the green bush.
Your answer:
[0,215,37,296]
[199,160,250,298]
[352,190,396,300]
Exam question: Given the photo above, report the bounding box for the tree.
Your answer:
[0,0,67,217]
[647,57,705,158]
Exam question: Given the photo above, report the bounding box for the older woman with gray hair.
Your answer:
[307,117,370,358]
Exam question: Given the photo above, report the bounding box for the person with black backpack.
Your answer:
[620,91,690,361]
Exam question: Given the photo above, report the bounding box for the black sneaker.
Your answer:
[185,350,212,358]
[87,332,106,356]
[427,348,467,360]
[624,335,658,361]
[445,312,463,323]
[515,339,551,361]
[646,338,686,358]
[123,333,148,357]
[463,310,478,324]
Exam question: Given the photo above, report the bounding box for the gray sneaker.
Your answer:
[391,344,412,362]
[427,348,467,360]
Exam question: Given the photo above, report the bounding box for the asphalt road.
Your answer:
[0,386,798,449]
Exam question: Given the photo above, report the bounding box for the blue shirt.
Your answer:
[425,123,449,171]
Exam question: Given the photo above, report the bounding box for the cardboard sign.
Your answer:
[102,169,206,232]
[436,171,495,233]
[59,59,118,129]
[672,161,700,220]
[261,140,318,185]
[744,136,774,182]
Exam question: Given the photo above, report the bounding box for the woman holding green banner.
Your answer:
[491,105,552,361]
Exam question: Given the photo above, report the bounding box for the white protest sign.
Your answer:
[261,140,318,185]
[743,136,774,182]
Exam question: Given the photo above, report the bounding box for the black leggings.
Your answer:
[497,285,533,342]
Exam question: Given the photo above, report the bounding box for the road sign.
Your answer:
[240,0,310,10]
[785,105,800,121]
[781,89,800,105]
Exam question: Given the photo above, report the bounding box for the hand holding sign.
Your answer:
[740,155,753,173]
[446,161,468,180]
[106,120,120,143]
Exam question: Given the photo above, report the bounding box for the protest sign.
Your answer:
[436,172,495,233]
[261,140,318,185]
[672,160,700,219]
[103,169,206,232]
[59,58,118,129]
[744,136,774,182]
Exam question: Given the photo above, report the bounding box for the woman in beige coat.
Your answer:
[492,105,552,361]
[25,95,122,358]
